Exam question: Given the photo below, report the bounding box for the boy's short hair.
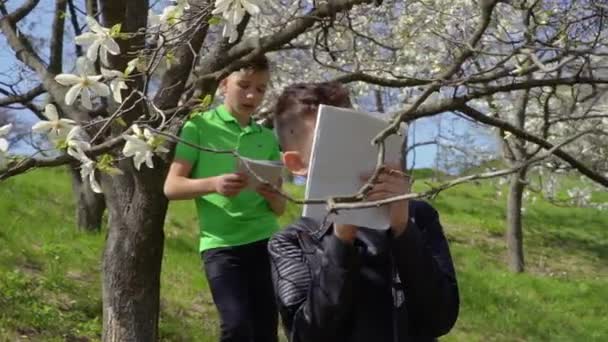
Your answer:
[273,82,351,150]
[240,54,270,72]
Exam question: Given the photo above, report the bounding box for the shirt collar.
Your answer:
[216,104,261,133]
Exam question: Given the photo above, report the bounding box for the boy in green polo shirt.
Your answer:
[164,55,284,342]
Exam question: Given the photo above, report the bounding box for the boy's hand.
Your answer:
[256,180,286,215]
[255,181,281,201]
[213,173,248,196]
[334,224,358,244]
[362,165,411,236]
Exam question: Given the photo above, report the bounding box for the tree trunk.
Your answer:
[101,164,168,341]
[69,165,106,232]
[506,168,527,273]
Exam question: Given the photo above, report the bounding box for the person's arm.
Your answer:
[391,202,459,337]
[365,166,459,336]
[163,119,248,200]
[268,222,359,341]
[256,181,286,215]
[164,160,216,200]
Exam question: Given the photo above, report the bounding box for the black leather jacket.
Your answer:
[268,200,459,342]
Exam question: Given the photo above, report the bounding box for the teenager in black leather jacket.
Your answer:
[269,82,459,342]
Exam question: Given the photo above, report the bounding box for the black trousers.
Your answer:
[202,239,278,342]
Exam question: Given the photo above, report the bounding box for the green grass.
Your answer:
[0,168,607,341]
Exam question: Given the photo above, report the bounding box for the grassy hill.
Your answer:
[0,167,606,341]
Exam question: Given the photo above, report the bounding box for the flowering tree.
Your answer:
[1,0,608,339]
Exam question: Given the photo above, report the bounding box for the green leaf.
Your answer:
[199,94,213,109]
[165,52,176,68]
[191,94,213,117]
[115,117,127,127]
[97,154,124,176]
[149,135,166,150]
[208,16,222,25]
[55,139,69,150]
[110,23,122,38]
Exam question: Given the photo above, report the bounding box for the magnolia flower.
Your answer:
[213,0,262,42]
[65,126,92,156]
[0,123,11,138]
[68,146,102,193]
[74,16,120,65]
[31,104,76,139]
[101,68,128,103]
[161,0,190,24]
[55,57,110,110]
[122,125,169,170]
[0,124,10,169]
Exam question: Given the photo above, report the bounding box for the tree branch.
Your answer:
[372,0,498,145]
[0,1,81,120]
[0,136,124,181]
[458,104,608,187]
[5,0,41,23]
[331,72,431,87]
[67,0,84,56]
[191,0,375,92]
[465,77,608,100]
[49,0,68,74]
[153,0,212,110]
[0,84,45,107]
[330,128,595,211]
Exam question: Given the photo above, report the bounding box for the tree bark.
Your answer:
[68,165,106,232]
[506,167,527,273]
[101,164,168,341]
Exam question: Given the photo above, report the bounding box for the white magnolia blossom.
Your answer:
[156,0,191,27]
[68,145,102,193]
[31,104,77,140]
[0,123,11,148]
[0,124,11,169]
[101,68,128,103]
[55,57,110,110]
[65,126,92,156]
[0,123,10,137]
[74,16,121,65]
[213,0,262,42]
[122,125,169,170]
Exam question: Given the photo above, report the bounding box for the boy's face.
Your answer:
[220,69,270,118]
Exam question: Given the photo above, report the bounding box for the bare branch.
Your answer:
[331,72,431,88]
[67,0,84,57]
[0,84,45,107]
[0,136,124,181]
[5,0,40,23]
[465,77,608,100]
[0,1,81,120]
[49,0,68,74]
[372,0,498,145]
[153,0,213,110]
[191,0,376,93]
[330,128,595,211]
[458,105,608,187]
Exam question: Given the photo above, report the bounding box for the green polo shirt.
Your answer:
[174,105,281,252]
